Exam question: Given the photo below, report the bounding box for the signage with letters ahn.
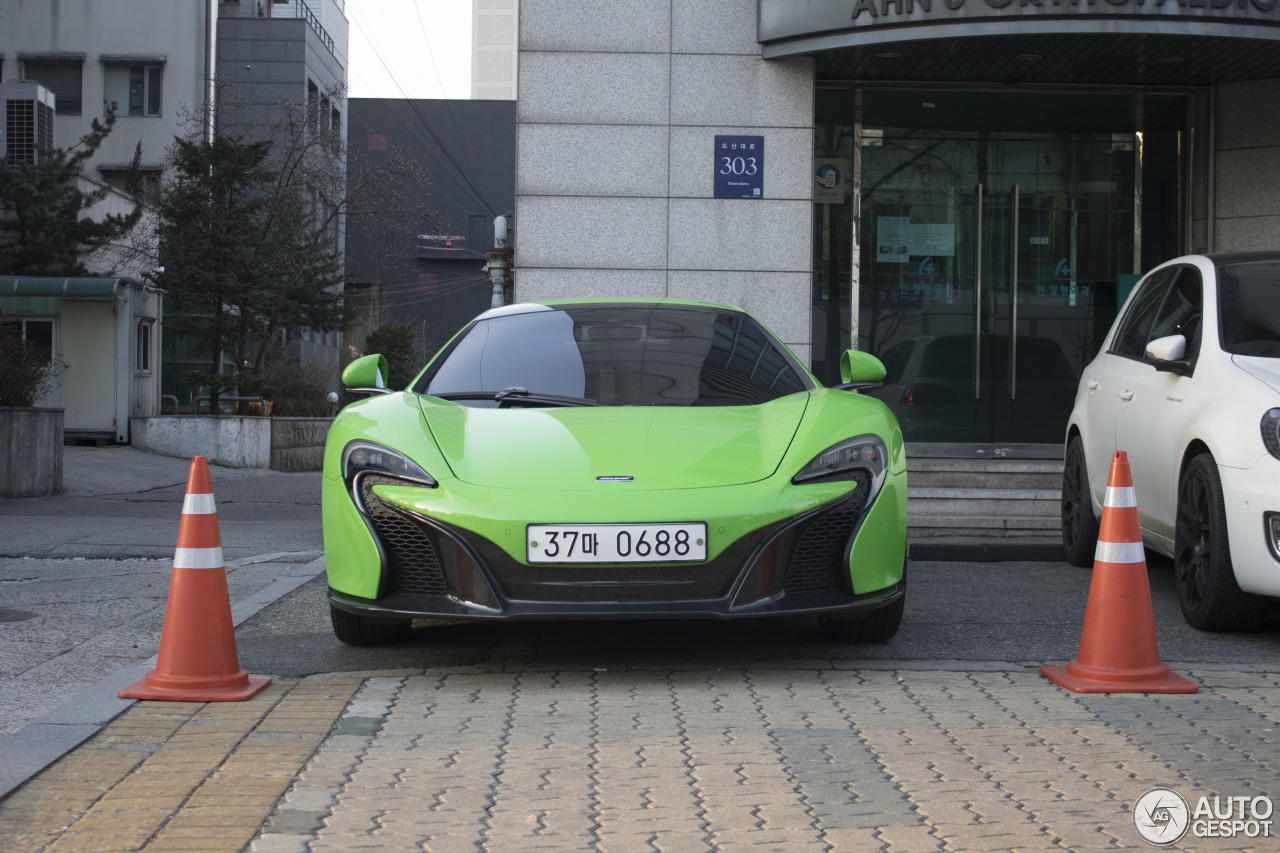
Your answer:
[714,135,764,200]
[759,0,1280,50]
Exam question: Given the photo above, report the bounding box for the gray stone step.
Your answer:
[906,459,1064,491]
[909,488,1062,519]
[902,458,1063,542]
[908,514,1059,532]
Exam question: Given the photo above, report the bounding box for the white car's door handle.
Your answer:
[1087,380,1100,390]
[1118,389,1134,401]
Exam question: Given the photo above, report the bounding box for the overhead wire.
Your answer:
[407,0,488,207]
[345,1,497,217]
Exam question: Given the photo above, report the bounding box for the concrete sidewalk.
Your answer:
[1,663,1277,852]
[0,445,326,801]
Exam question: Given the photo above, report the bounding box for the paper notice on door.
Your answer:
[877,217,910,263]
[910,223,955,257]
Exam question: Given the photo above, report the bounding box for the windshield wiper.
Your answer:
[435,387,600,407]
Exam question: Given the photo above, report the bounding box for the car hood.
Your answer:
[418,394,810,490]
[1234,355,1280,395]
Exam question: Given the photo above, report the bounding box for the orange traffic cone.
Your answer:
[119,456,271,702]
[1042,451,1197,693]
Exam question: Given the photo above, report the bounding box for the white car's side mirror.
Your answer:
[1146,334,1194,376]
[1146,334,1186,362]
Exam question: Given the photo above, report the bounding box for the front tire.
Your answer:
[330,603,412,645]
[1062,436,1099,567]
[1174,454,1268,631]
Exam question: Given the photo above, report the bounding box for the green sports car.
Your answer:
[322,299,908,645]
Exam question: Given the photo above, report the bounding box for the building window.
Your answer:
[2,317,55,364]
[21,60,82,115]
[104,64,162,116]
[308,80,319,133]
[99,167,162,199]
[136,319,153,373]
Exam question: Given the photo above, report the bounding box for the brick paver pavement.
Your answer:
[1,665,1277,852]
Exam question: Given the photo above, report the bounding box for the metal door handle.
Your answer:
[1087,380,1100,390]
[974,184,983,400]
[1010,184,1019,401]
[1118,390,1134,401]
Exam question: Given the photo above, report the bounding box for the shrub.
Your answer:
[0,324,54,407]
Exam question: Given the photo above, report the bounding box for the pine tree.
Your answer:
[154,132,343,398]
[0,107,142,275]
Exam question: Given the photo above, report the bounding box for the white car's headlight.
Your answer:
[793,435,887,497]
[1261,409,1280,460]
[342,440,437,487]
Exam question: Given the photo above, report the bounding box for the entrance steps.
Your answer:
[905,458,1064,552]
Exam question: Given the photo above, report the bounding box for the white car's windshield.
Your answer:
[1218,258,1280,357]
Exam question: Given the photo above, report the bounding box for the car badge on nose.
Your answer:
[596,475,634,482]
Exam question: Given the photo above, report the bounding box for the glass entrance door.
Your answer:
[857,109,1136,455]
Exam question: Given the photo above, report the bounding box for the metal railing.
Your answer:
[273,0,335,56]
[192,395,270,415]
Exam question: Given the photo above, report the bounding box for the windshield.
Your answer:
[417,304,813,406]
[1218,259,1280,357]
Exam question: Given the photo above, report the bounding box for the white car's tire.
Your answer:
[1174,454,1270,631]
[1061,436,1100,567]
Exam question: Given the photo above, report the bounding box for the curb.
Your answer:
[0,555,327,801]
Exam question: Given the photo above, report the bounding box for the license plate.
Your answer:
[527,523,707,564]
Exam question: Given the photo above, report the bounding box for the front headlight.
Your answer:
[793,435,888,496]
[342,440,437,487]
[1262,409,1280,460]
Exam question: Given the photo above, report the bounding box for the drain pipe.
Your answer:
[205,0,217,142]
[1206,86,1216,252]
[487,215,514,308]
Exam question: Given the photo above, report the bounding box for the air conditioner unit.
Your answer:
[0,81,56,165]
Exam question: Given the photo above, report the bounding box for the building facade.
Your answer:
[1,0,349,419]
[0,0,211,193]
[514,0,1280,458]
[345,98,516,365]
[473,0,519,100]
[212,0,350,386]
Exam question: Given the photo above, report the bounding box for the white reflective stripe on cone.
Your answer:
[1095,540,1145,564]
[173,546,225,569]
[182,493,218,515]
[1104,485,1137,508]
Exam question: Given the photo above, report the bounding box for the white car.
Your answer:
[1062,252,1280,630]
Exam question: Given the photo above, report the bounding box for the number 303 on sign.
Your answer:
[719,156,758,176]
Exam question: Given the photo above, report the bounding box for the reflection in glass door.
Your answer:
[856,110,1138,454]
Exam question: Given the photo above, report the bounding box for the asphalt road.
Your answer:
[5,445,1279,740]
[233,552,1280,678]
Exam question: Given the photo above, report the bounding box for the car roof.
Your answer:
[477,297,746,321]
[1199,251,1280,266]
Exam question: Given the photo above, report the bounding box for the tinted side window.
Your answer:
[1111,268,1178,358]
[1218,259,1280,357]
[1147,266,1203,362]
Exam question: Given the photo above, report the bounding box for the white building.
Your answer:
[514,0,1280,460]
[0,0,349,422]
[473,0,518,100]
